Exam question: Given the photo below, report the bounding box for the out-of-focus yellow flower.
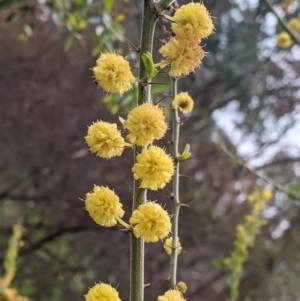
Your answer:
[93,53,135,95]
[276,32,292,48]
[123,103,167,146]
[280,2,289,14]
[288,18,300,32]
[163,237,182,255]
[157,290,185,301]
[171,3,214,40]
[85,186,124,227]
[132,146,174,190]
[85,121,126,159]
[261,190,272,201]
[176,282,187,294]
[172,92,194,114]
[159,37,204,78]
[85,283,121,301]
[0,288,30,301]
[130,202,171,243]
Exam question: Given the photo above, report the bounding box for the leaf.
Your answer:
[287,184,300,201]
[178,143,191,161]
[104,0,114,12]
[212,258,229,271]
[141,52,158,80]
[64,36,73,51]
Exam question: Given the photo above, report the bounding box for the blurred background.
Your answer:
[1,0,300,300]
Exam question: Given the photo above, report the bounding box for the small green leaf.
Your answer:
[212,258,229,271]
[287,184,300,201]
[141,51,158,80]
[178,143,191,160]
[104,0,114,12]
[64,36,73,51]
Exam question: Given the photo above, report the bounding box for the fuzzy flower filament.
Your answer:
[123,103,167,146]
[93,53,135,95]
[85,283,121,301]
[85,186,124,227]
[132,146,174,191]
[85,121,126,159]
[130,202,171,243]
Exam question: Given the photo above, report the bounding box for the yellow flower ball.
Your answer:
[159,37,204,78]
[93,53,135,95]
[276,32,292,48]
[85,121,125,159]
[85,283,121,301]
[157,290,185,301]
[176,282,187,294]
[132,146,174,191]
[172,3,214,40]
[130,202,171,243]
[288,18,300,32]
[172,92,194,114]
[261,190,272,202]
[85,186,124,227]
[163,237,182,255]
[123,103,167,146]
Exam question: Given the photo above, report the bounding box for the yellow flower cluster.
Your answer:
[176,282,187,294]
[159,3,214,77]
[130,202,171,242]
[172,92,194,114]
[171,3,214,41]
[288,18,300,33]
[0,288,30,301]
[276,32,292,48]
[93,53,135,95]
[157,290,185,301]
[163,237,182,255]
[85,283,121,301]
[132,146,174,190]
[159,38,204,78]
[85,186,124,227]
[124,103,167,146]
[85,121,125,159]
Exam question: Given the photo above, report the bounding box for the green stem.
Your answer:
[215,141,300,200]
[130,1,158,301]
[262,0,300,46]
[169,78,181,288]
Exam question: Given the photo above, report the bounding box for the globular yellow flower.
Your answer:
[157,290,185,301]
[176,282,187,294]
[159,37,204,78]
[130,202,171,243]
[261,190,272,202]
[85,121,125,159]
[85,186,124,227]
[123,103,167,146]
[85,283,121,301]
[93,53,135,95]
[276,32,292,48]
[288,18,300,32]
[171,3,214,40]
[172,92,194,114]
[163,237,182,255]
[132,146,174,190]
